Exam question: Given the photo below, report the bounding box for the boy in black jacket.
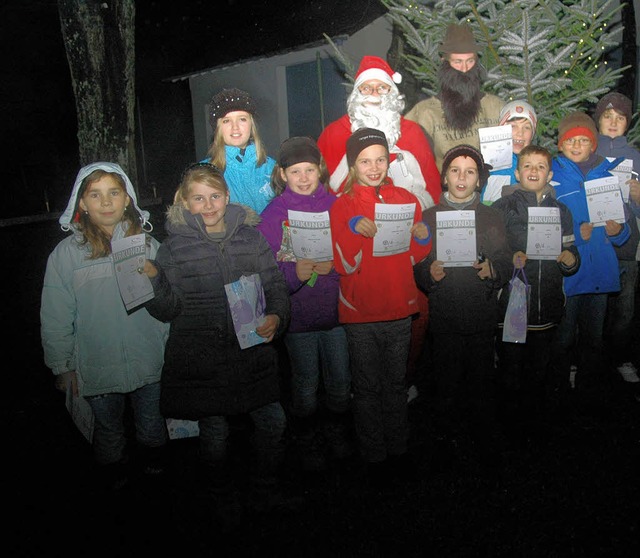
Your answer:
[492,145,580,433]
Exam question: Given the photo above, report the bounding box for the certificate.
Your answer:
[436,210,477,267]
[482,174,512,204]
[372,202,416,257]
[287,210,333,262]
[478,125,512,171]
[526,207,562,260]
[584,176,625,226]
[111,233,154,311]
[606,157,633,203]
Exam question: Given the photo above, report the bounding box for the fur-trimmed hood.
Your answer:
[165,201,261,239]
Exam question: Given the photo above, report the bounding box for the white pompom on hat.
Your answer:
[353,55,402,89]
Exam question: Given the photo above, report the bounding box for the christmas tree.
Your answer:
[377,0,634,149]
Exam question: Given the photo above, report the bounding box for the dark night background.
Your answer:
[3,1,640,555]
[0,0,387,220]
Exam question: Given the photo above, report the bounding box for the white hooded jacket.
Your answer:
[40,162,169,397]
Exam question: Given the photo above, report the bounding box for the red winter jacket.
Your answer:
[330,180,431,324]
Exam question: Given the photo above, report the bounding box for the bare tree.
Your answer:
[58,0,137,183]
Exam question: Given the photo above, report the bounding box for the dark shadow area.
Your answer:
[4,207,640,556]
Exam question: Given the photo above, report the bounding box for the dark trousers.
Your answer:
[430,330,499,440]
[345,318,411,463]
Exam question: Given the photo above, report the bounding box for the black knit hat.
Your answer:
[346,127,389,167]
[593,92,633,130]
[278,137,321,169]
[441,144,491,189]
[208,88,257,129]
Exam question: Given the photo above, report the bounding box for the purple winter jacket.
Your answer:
[258,185,341,333]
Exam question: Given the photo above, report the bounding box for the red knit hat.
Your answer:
[558,111,598,149]
[353,56,402,89]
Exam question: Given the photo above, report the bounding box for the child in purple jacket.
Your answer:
[258,137,352,471]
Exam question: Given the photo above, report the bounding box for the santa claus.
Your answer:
[317,55,440,210]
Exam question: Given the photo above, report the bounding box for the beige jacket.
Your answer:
[405,93,505,171]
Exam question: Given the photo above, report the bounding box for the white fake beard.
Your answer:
[347,89,404,149]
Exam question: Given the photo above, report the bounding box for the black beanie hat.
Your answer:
[278,137,321,169]
[208,88,257,129]
[441,144,491,189]
[346,127,389,167]
[593,92,633,130]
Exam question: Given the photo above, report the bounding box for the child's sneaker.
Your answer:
[407,384,419,404]
[617,362,640,383]
[569,365,577,389]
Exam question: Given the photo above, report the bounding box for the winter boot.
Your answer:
[291,414,328,472]
[99,457,130,491]
[139,443,169,476]
[201,460,243,532]
[322,410,355,462]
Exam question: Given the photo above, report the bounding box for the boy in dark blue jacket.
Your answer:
[594,92,640,387]
[551,111,631,399]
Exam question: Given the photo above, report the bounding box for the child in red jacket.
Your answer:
[329,127,431,482]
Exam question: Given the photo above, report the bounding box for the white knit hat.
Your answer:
[499,100,538,134]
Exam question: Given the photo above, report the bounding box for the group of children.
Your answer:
[40,84,640,506]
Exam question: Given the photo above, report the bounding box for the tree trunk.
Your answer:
[58,0,137,185]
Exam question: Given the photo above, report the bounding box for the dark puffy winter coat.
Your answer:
[146,203,290,419]
[492,184,580,329]
[414,193,512,334]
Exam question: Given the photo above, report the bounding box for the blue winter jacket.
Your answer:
[552,154,631,295]
[203,142,275,214]
[481,153,518,205]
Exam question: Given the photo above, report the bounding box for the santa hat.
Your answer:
[499,100,538,135]
[353,56,402,89]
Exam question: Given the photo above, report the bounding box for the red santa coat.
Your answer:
[317,114,441,210]
[329,180,431,324]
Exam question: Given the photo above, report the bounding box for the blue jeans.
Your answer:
[345,318,411,463]
[552,293,608,391]
[198,401,287,472]
[605,260,639,365]
[285,326,351,417]
[87,381,167,466]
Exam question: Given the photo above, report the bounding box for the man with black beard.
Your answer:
[318,55,441,210]
[406,23,505,171]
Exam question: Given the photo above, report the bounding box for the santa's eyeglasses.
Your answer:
[358,84,391,96]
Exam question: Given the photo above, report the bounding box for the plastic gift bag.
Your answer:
[224,273,267,349]
[502,266,529,343]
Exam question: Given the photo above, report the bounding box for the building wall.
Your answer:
[187,15,393,159]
